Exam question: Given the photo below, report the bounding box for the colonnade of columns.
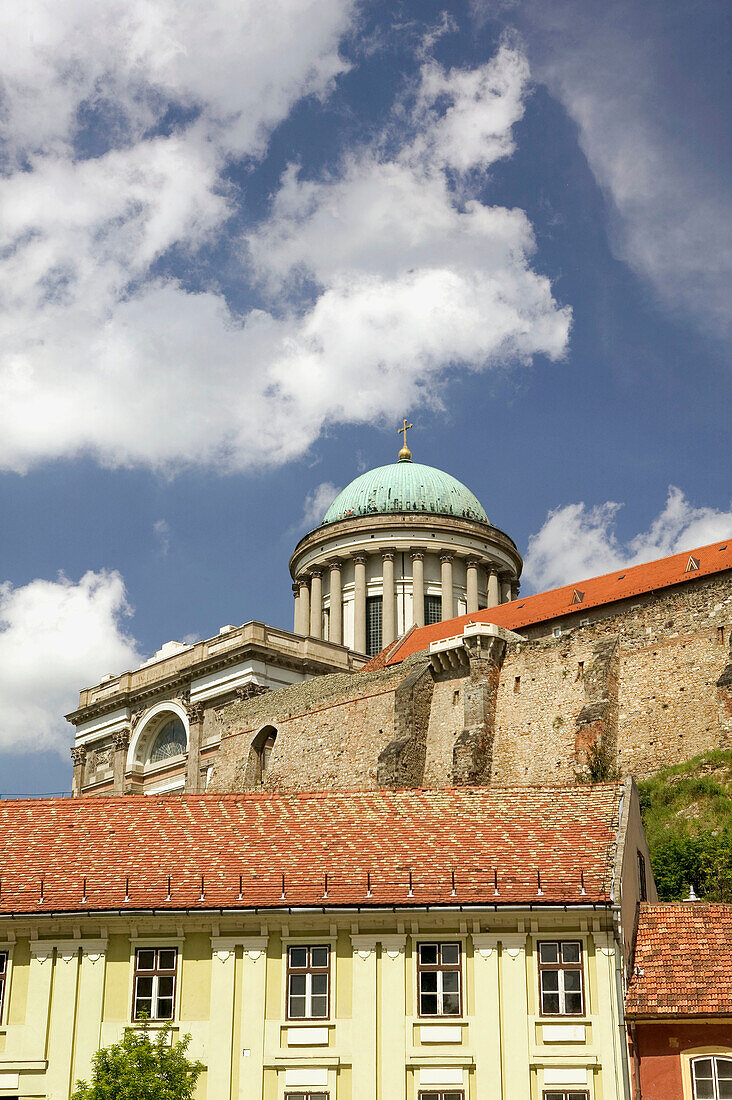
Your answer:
[293,551,517,652]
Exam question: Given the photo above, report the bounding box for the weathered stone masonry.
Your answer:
[210,571,732,792]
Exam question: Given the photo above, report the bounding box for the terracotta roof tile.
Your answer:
[0,785,622,914]
[626,903,732,1017]
[385,539,732,665]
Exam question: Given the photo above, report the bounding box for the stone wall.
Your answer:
[211,571,732,792]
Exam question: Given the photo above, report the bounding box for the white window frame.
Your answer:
[691,1055,732,1099]
[128,938,183,1024]
[538,940,585,1017]
[133,946,178,1022]
[286,944,331,1021]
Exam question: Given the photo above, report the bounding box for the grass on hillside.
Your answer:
[638,749,732,902]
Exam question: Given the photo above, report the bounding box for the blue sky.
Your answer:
[0,0,730,794]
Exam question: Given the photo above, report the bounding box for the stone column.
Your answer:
[185,702,204,793]
[466,559,480,614]
[440,552,454,621]
[381,549,396,646]
[488,568,500,608]
[353,552,367,654]
[309,568,323,639]
[70,745,87,797]
[329,560,343,645]
[512,582,520,601]
[411,550,425,627]
[292,583,300,633]
[112,728,130,794]
[501,576,513,603]
[298,576,310,637]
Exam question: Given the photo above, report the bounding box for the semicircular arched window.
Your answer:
[149,716,187,764]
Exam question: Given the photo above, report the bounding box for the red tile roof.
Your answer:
[0,785,622,914]
[626,903,732,1017]
[384,539,732,665]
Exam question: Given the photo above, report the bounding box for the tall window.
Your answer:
[538,941,584,1016]
[637,851,648,901]
[424,594,442,625]
[0,952,6,1019]
[418,943,461,1016]
[366,596,383,656]
[287,945,330,1019]
[692,1056,732,1099]
[252,725,277,784]
[133,948,177,1020]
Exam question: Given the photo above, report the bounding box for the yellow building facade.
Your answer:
[0,783,653,1100]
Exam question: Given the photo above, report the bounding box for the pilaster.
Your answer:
[472,935,501,1100]
[499,933,530,1100]
[350,936,378,1100]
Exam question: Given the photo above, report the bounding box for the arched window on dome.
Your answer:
[251,725,277,785]
[148,715,187,764]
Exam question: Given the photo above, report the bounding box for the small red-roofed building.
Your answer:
[626,903,732,1100]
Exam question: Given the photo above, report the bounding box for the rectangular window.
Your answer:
[0,952,6,1019]
[692,1055,732,1099]
[285,1094,328,1100]
[287,945,330,1019]
[418,942,462,1016]
[366,596,383,656]
[637,851,648,902]
[424,594,442,625]
[543,1093,589,1100]
[133,947,177,1021]
[419,1093,464,1100]
[538,941,584,1016]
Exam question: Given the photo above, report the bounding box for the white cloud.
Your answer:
[503,0,732,338]
[153,519,170,555]
[300,482,342,530]
[523,486,732,592]
[0,572,142,754]
[0,26,570,473]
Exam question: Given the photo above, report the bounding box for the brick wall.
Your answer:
[211,571,732,791]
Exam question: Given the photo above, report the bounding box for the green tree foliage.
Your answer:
[638,750,732,902]
[71,1024,204,1100]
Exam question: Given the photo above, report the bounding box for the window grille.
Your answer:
[149,717,187,763]
[366,596,383,656]
[419,1092,464,1100]
[285,1094,328,1100]
[543,1093,589,1100]
[424,595,442,625]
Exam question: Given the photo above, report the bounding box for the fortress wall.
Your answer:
[491,636,592,784]
[210,572,732,793]
[210,664,408,792]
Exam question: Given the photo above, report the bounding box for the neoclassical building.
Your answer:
[290,434,522,656]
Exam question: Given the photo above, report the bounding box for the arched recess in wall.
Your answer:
[250,724,277,786]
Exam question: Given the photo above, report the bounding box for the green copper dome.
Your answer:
[322,460,489,526]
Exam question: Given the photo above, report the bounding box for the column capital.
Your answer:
[112,728,130,751]
[440,551,454,564]
[410,548,425,561]
[328,558,342,570]
[186,702,205,725]
[381,548,396,561]
[352,551,368,565]
[465,558,481,569]
[309,566,322,578]
[298,574,310,589]
[70,745,87,766]
[292,583,300,596]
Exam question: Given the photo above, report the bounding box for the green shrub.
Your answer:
[71,1023,204,1100]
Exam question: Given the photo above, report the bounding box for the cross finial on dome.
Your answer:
[398,418,413,461]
